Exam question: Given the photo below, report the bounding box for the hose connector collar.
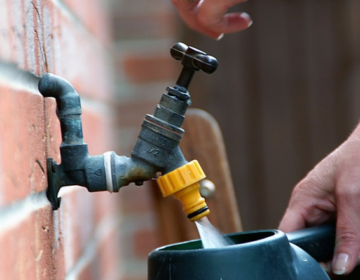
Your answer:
[157,160,210,221]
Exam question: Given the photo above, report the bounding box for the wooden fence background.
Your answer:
[181,0,360,230]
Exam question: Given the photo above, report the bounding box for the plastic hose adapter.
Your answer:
[157,160,210,221]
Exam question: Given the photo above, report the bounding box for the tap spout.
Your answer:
[40,42,218,221]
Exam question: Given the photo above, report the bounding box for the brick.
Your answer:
[45,0,113,101]
[41,0,55,74]
[118,208,161,280]
[122,54,177,84]
[0,0,181,279]
[32,0,45,75]
[119,183,155,214]
[0,203,64,280]
[111,0,173,16]
[0,211,37,280]
[44,98,61,162]
[133,227,160,259]
[24,0,38,74]
[0,86,47,204]
[115,99,157,128]
[56,190,118,272]
[82,106,114,155]
[64,216,121,280]
[57,188,96,269]
[87,228,120,279]
[52,210,66,280]
[6,0,26,68]
[1,0,113,101]
[63,0,111,44]
[112,12,176,40]
[94,191,119,225]
[36,205,65,280]
[1,0,43,75]
[0,1,12,60]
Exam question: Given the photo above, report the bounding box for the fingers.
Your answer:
[279,172,336,233]
[172,0,222,39]
[328,138,360,275]
[278,183,309,233]
[198,0,252,35]
[331,184,360,275]
[278,127,360,276]
[278,208,306,233]
[171,0,252,39]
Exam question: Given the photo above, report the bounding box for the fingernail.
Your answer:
[216,33,224,41]
[333,253,350,275]
[240,12,253,27]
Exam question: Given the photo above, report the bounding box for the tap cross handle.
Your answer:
[170,42,218,89]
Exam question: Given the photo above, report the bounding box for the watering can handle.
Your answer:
[286,223,336,262]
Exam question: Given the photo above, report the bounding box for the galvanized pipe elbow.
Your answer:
[40,42,218,213]
[39,73,84,146]
[39,74,162,209]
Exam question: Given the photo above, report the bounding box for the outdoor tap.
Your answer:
[40,42,218,221]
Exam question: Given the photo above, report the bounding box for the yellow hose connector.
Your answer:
[157,160,210,221]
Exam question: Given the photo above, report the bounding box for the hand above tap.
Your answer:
[170,0,253,40]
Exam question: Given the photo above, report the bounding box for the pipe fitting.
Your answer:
[40,42,218,221]
[39,74,83,146]
[157,160,210,221]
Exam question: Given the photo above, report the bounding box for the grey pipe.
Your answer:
[39,73,84,146]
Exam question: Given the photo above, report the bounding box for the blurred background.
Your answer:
[109,0,360,278]
[112,0,360,230]
[2,0,360,279]
[184,0,360,230]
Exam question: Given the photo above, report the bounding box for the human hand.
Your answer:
[279,125,360,276]
[171,0,253,40]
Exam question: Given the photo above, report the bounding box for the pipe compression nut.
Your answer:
[156,160,210,221]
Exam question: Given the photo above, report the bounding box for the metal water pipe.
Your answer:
[40,42,218,221]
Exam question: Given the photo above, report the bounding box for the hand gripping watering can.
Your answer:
[148,224,337,280]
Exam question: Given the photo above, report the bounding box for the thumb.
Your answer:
[332,190,360,275]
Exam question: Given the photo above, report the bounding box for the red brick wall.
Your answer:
[110,1,182,280]
[0,0,181,279]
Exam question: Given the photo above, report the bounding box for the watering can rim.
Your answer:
[149,228,283,254]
